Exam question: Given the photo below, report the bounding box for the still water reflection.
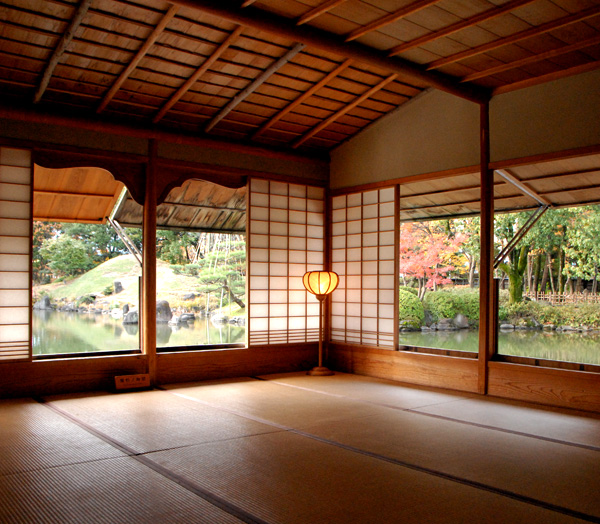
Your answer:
[33,309,246,355]
[398,329,600,366]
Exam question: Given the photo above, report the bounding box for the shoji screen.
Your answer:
[331,187,397,348]
[0,147,31,361]
[248,178,324,346]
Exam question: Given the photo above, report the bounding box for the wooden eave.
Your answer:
[399,153,600,222]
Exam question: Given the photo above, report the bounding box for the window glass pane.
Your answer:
[398,174,480,355]
[31,165,141,357]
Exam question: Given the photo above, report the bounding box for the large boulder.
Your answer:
[114,281,123,294]
[453,313,470,329]
[122,309,139,324]
[156,300,173,323]
[33,295,53,310]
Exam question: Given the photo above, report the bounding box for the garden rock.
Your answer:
[123,309,139,324]
[453,313,469,329]
[33,296,53,310]
[543,324,555,331]
[156,300,173,323]
[183,293,197,300]
[114,281,123,294]
[500,323,515,330]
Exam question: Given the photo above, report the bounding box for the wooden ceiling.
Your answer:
[2,0,599,154]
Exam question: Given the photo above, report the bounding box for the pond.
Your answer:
[32,309,246,356]
[398,329,600,365]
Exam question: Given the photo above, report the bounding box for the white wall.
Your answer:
[330,89,480,189]
[331,70,600,190]
[490,69,600,163]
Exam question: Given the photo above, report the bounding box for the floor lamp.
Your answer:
[303,271,339,376]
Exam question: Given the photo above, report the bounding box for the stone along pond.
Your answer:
[32,308,246,355]
[398,329,600,366]
[32,308,600,365]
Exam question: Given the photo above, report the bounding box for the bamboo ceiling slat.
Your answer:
[297,0,350,26]
[1,0,599,152]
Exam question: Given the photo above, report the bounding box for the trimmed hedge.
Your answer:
[399,288,424,328]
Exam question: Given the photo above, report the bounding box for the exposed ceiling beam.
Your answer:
[167,0,490,104]
[297,0,349,26]
[153,26,243,124]
[345,0,439,42]
[388,0,538,57]
[97,4,179,114]
[292,73,397,148]
[204,42,305,133]
[427,5,600,71]
[461,35,600,82]
[33,0,93,104]
[253,58,354,139]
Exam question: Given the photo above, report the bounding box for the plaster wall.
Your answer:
[490,69,600,163]
[330,89,480,189]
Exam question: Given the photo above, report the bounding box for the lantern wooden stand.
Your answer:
[303,271,339,376]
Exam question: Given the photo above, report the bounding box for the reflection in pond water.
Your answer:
[33,310,246,355]
[398,329,600,366]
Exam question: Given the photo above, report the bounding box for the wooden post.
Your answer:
[478,101,494,394]
[143,140,158,384]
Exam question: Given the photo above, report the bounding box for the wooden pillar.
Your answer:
[143,140,157,384]
[478,101,495,394]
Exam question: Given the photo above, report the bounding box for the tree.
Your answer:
[454,217,480,287]
[495,213,531,303]
[399,220,465,300]
[39,235,95,279]
[563,206,600,293]
[156,230,200,264]
[62,222,141,263]
[32,221,60,284]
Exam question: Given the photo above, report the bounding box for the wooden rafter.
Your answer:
[153,26,244,124]
[241,0,257,6]
[345,0,440,42]
[297,0,349,26]
[33,0,93,104]
[168,0,490,103]
[204,42,305,133]
[461,35,600,83]
[292,73,397,148]
[97,4,179,114]
[388,0,538,57]
[253,58,354,139]
[427,6,600,71]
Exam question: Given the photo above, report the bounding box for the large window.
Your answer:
[31,166,141,357]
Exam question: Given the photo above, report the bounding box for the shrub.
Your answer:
[424,292,459,321]
[103,284,114,296]
[398,288,424,328]
[399,285,418,296]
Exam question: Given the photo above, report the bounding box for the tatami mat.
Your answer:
[413,396,600,449]
[258,372,476,410]
[148,430,586,524]
[0,398,124,476]
[2,372,600,524]
[43,388,280,454]
[0,457,245,524]
[163,377,393,430]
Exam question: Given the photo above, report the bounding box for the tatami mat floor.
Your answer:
[1,372,599,523]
